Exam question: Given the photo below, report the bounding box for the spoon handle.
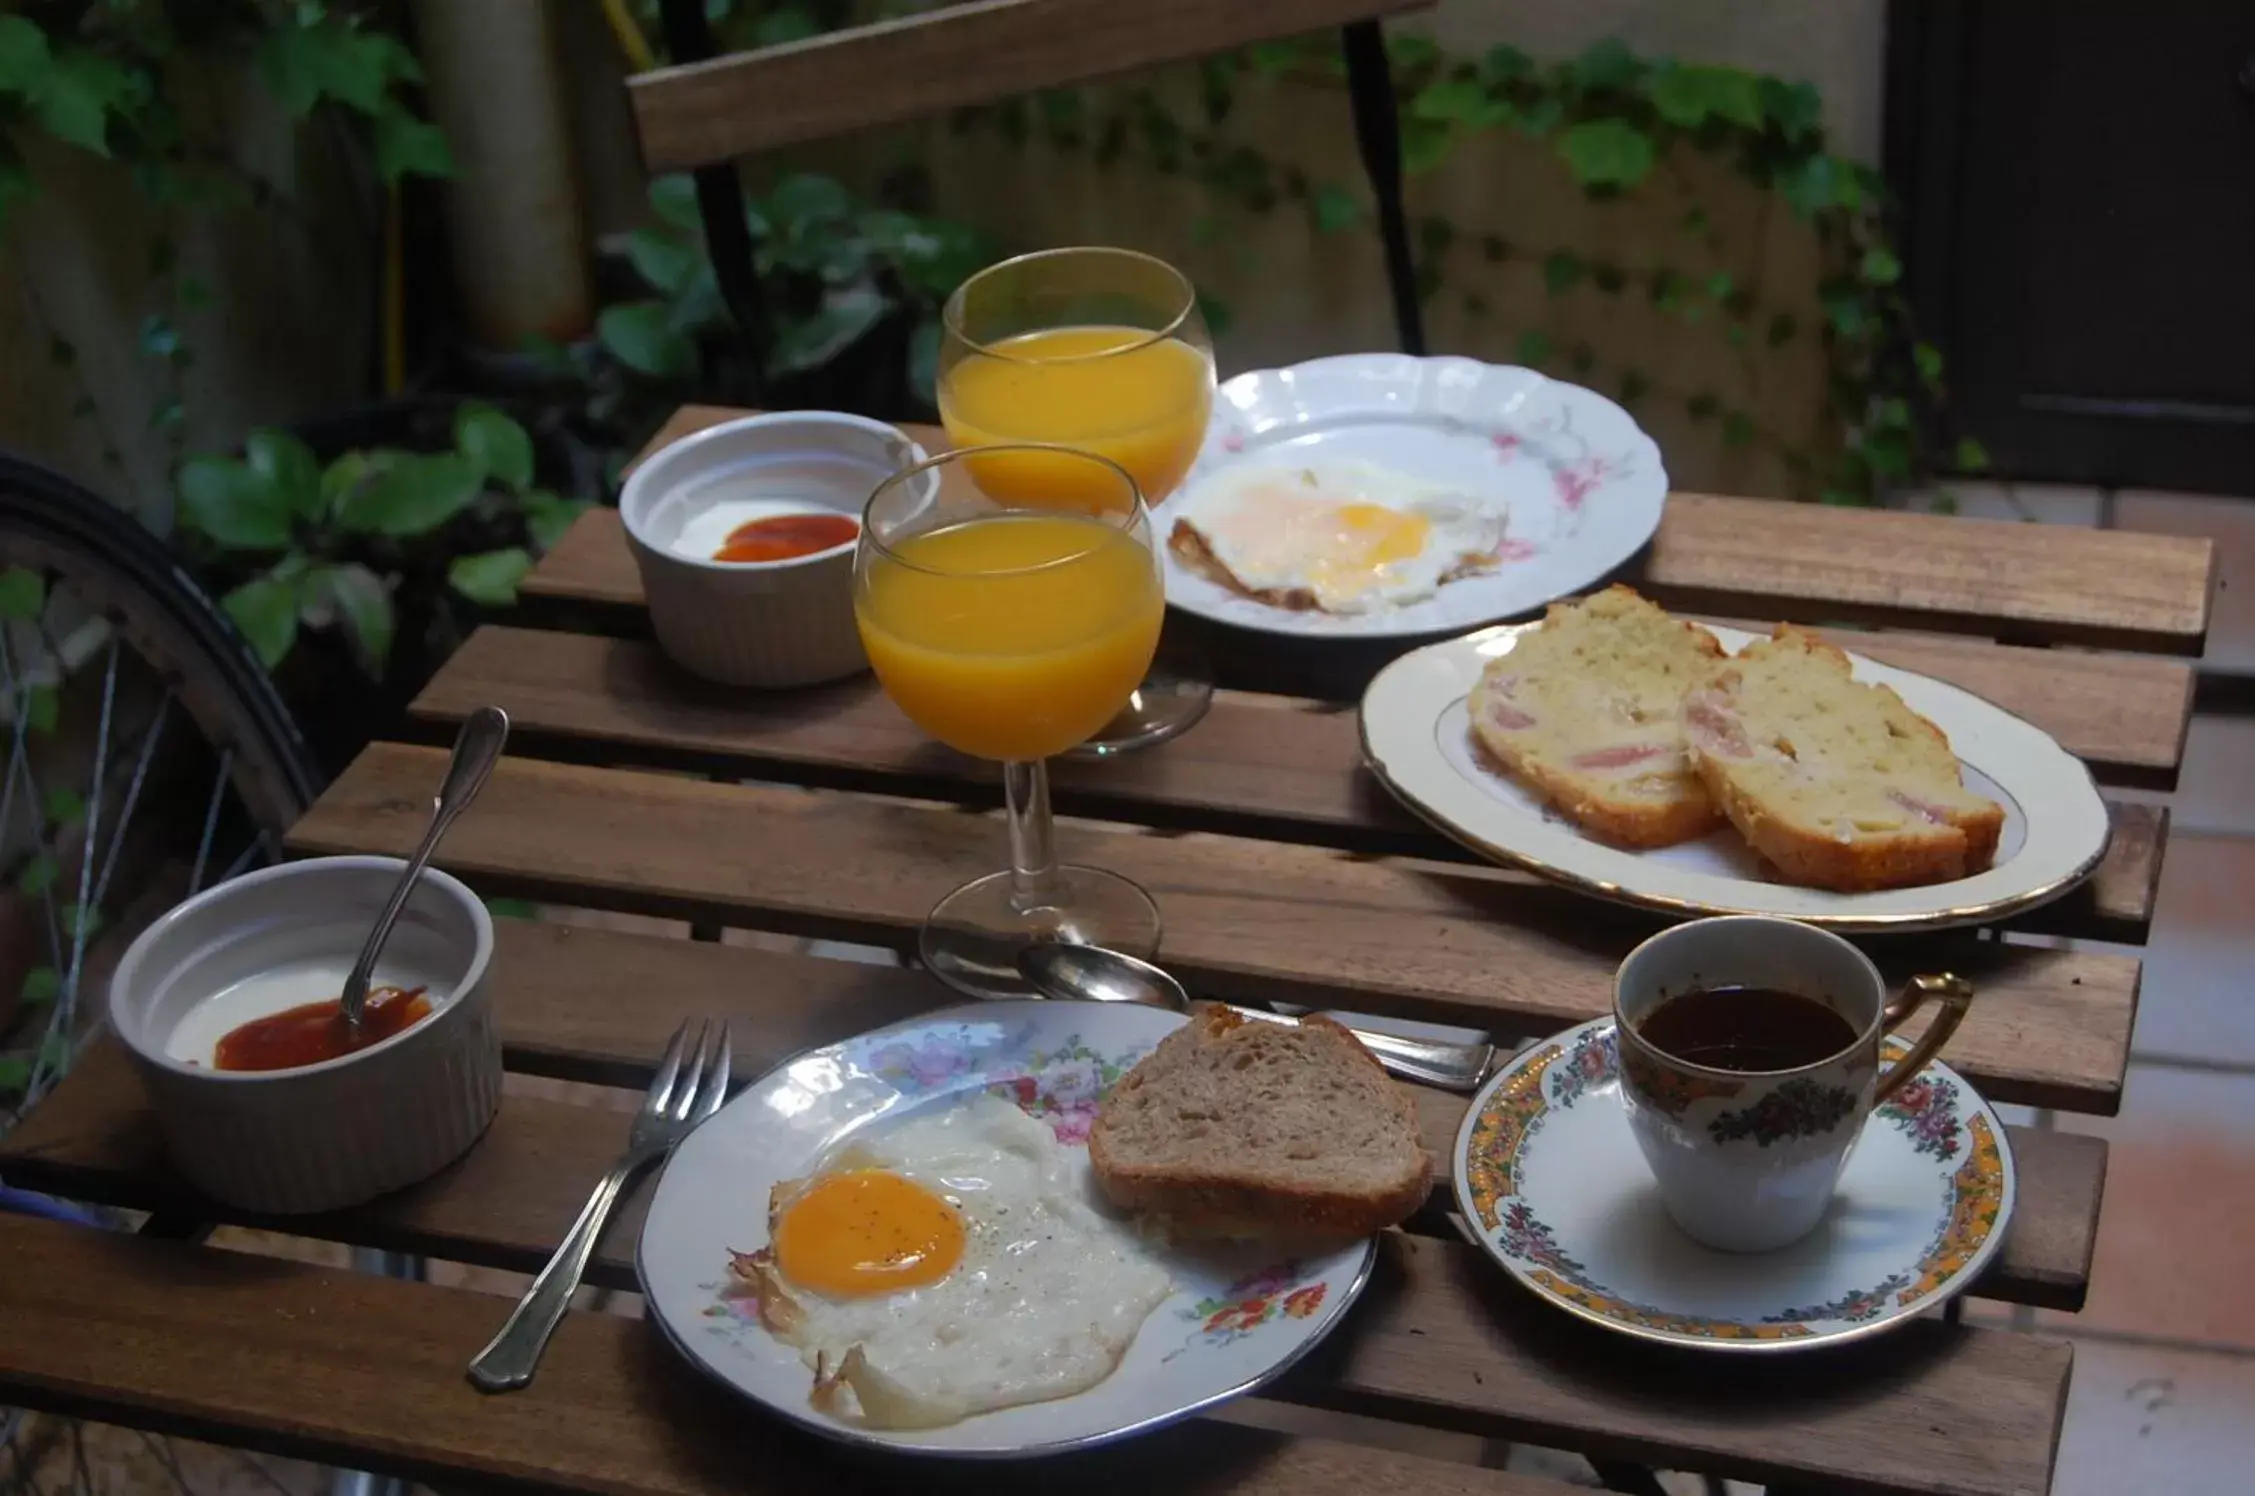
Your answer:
[341,706,510,1027]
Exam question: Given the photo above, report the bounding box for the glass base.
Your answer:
[919,865,1162,1000]
[1064,651,1213,758]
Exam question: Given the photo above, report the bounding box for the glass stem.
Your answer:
[1003,759,1059,912]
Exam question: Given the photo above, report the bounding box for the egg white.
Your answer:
[1172,460,1508,615]
[739,1093,1172,1430]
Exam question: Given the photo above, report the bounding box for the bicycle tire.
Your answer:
[0,452,320,836]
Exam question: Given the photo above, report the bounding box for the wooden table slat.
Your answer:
[0,922,2102,1311]
[287,743,2139,1114]
[410,625,2172,940]
[0,1194,2070,1495]
[536,406,2214,653]
[0,1215,1588,1496]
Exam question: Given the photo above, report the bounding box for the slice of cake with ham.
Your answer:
[1680,626,2006,891]
[1467,585,1727,848]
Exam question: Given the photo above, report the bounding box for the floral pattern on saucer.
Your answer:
[1451,1017,2017,1353]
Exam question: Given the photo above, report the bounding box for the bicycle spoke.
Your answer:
[189,746,234,895]
[62,633,121,1018]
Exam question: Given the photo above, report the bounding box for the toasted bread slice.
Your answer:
[1681,626,2007,891]
[1468,585,1728,848]
[1089,1005,1430,1242]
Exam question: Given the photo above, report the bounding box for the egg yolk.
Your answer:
[772,1168,965,1296]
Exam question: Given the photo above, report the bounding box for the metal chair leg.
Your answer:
[656,0,770,396]
[1341,19,1426,356]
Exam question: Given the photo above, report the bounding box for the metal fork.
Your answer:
[467,1018,731,1392]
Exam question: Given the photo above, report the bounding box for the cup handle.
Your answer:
[1871,973,1974,1107]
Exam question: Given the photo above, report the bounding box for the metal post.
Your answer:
[1341,19,1426,355]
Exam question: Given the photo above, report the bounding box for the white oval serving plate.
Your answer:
[1359,620,2112,930]
[637,1001,1375,1459]
[1160,354,1667,639]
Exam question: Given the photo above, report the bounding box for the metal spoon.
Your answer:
[340,706,510,1032]
[1017,944,1500,1093]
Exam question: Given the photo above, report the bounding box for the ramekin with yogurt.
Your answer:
[620,412,926,688]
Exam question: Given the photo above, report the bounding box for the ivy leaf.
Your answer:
[1411,78,1505,128]
[1954,438,1991,471]
[1480,44,1534,87]
[1759,77,1823,142]
[1860,245,1902,285]
[0,17,51,94]
[1570,38,1640,94]
[1915,342,1946,388]
[304,562,394,675]
[766,172,852,228]
[223,573,301,670]
[0,568,44,621]
[338,453,485,537]
[15,852,57,896]
[1400,118,1452,174]
[178,456,291,550]
[42,787,83,828]
[454,403,534,492]
[906,319,941,404]
[319,450,372,518]
[1820,285,1869,340]
[1648,64,1764,130]
[245,430,322,521]
[1542,250,1584,294]
[1311,184,1361,233]
[767,283,885,379]
[1515,329,1554,366]
[753,5,823,46]
[33,50,132,157]
[62,902,100,940]
[524,490,591,552]
[1511,96,1563,139]
[448,548,532,608]
[485,896,540,921]
[598,300,699,379]
[649,174,701,233]
[372,105,453,183]
[25,685,58,734]
[1780,154,1846,218]
[627,228,699,297]
[1559,120,1655,190]
[20,966,59,1007]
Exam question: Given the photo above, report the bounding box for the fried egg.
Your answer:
[734,1093,1171,1429]
[1170,461,1508,614]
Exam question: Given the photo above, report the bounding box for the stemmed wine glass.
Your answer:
[936,247,1215,755]
[854,444,1165,997]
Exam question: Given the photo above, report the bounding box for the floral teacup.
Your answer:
[1614,915,1973,1253]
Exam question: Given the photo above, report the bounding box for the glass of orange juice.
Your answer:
[855,444,1165,997]
[938,247,1215,756]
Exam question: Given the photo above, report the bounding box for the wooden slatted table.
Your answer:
[0,408,2216,1496]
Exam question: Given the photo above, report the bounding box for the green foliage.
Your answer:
[581,171,996,412]
[176,402,567,678]
[948,31,1977,506]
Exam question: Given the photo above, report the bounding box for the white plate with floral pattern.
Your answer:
[1361,620,2112,931]
[1160,354,1667,639]
[1452,1017,2016,1353]
[636,1001,1376,1458]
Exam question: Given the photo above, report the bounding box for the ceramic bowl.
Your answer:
[107,856,500,1215]
[619,411,926,688]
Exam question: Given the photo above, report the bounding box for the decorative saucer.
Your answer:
[1450,1017,2016,1352]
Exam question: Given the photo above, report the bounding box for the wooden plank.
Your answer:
[0,1207,2068,1495]
[535,406,2214,652]
[627,0,1429,171]
[288,745,2138,1113]
[0,928,2100,1311]
[411,625,2171,939]
[0,1215,1584,1496]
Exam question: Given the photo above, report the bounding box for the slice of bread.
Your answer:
[1681,626,2007,891]
[1089,1005,1431,1242]
[1468,585,1728,848]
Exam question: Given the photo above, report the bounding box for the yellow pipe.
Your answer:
[600,0,658,73]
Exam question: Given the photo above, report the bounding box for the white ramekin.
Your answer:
[619,411,926,688]
[107,857,501,1215]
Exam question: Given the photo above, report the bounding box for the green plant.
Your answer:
[1,3,451,500]
[954,33,1983,504]
[537,170,994,449]
[173,405,587,673]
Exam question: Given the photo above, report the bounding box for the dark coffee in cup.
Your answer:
[1635,985,1857,1074]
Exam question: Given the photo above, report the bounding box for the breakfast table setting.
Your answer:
[0,241,2221,1496]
